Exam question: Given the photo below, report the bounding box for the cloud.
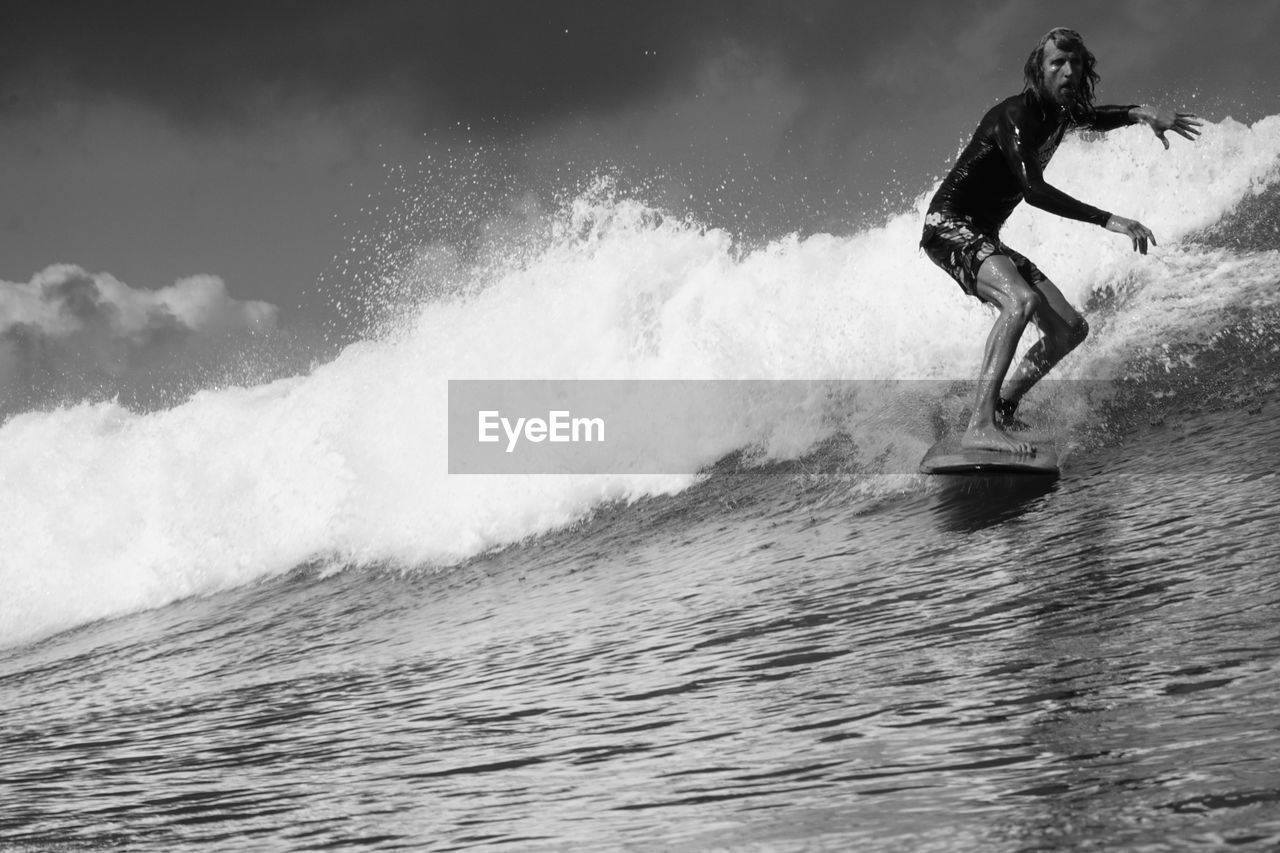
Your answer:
[2,0,1276,329]
[2,2,704,127]
[1,265,278,415]
[0,3,1063,129]
[5,2,1276,136]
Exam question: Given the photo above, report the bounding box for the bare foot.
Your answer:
[961,424,1036,455]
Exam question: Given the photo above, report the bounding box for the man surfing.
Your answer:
[920,27,1202,454]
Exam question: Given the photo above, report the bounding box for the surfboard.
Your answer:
[919,434,1059,476]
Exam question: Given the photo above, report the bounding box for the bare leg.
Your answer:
[962,255,1041,454]
[999,278,1089,419]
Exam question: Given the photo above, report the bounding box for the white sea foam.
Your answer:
[2,116,1278,646]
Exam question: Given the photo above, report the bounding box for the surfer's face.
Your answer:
[1041,41,1083,106]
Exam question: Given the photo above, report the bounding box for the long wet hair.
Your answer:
[1023,27,1100,119]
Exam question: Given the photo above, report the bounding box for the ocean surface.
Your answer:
[3,115,1280,851]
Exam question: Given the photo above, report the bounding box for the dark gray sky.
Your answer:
[3,0,1278,323]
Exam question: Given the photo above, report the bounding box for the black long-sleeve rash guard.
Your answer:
[928,91,1138,233]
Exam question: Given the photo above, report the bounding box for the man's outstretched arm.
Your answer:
[1082,104,1141,131]
[999,108,1165,254]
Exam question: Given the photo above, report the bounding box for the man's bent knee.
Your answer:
[1013,288,1043,322]
[1048,315,1088,357]
[1067,315,1089,347]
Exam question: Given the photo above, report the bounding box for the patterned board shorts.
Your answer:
[920,210,1047,298]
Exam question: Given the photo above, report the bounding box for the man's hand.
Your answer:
[1136,106,1203,150]
[1105,215,1157,254]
